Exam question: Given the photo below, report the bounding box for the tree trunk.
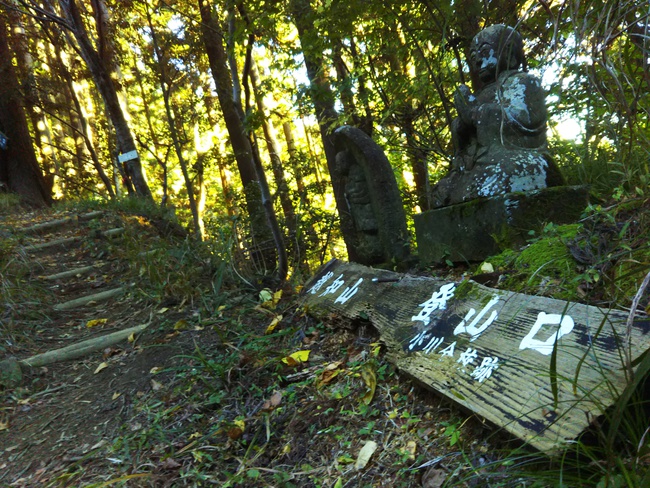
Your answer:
[145,5,201,238]
[249,59,300,247]
[289,0,360,262]
[403,115,431,211]
[53,41,114,198]
[58,0,152,199]
[0,12,50,207]
[198,0,286,280]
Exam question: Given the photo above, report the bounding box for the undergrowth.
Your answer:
[2,193,650,486]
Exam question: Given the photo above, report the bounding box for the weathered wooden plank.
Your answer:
[21,211,104,235]
[53,287,125,311]
[302,259,650,454]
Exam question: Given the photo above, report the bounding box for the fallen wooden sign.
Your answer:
[302,259,650,454]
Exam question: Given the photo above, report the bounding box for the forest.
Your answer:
[1,0,650,486]
[1,0,648,279]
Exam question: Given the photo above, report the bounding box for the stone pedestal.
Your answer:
[414,185,590,264]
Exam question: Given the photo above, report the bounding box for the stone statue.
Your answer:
[334,126,410,266]
[431,24,564,208]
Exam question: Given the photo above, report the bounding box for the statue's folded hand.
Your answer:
[454,84,476,126]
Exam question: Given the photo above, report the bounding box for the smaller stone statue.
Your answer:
[334,126,410,266]
[431,24,564,208]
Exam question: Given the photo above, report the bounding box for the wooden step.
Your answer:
[43,265,97,281]
[21,211,104,235]
[53,286,126,311]
[27,227,124,252]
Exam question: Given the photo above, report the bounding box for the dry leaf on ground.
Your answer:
[422,467,447,488]
[355,440,378,470]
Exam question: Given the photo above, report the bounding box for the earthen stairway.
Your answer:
[0,210,148,386]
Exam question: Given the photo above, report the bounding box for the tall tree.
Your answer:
[0,11,50,206]
[144,3,201,238]
[289,0,365,262]
[198,0,286,281]
[21,0,153,198]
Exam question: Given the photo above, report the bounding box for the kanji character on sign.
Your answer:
[335,278,364,304]
[319,274,345,297]
[308,271,334,295]
[453,294,500,341]
[471,356,499,382]
[457,347,478,368]
[519,312,575,356]
[411,283,456,326]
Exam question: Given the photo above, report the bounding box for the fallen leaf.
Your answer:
[94,362,109,374]
[150,366,162,374]
[360,364,377,405]
[317,368,340,387]
[151,379,163,391]
[422,467,447,488]
[405,440,417,460]
[480,262,495,273]
[159,458,181,470]
[227,419,245,440]
[128,333,136,342]
[157,307,169,314]
[261,390,283,412]
[259,288,273,304]
[265,314,283,334]
[283,356,299,367]
[174,319,189,331]
[317,361,344,387]
[112,392,121,400]
[90,439,108,450]
[260,289,282,309]
[0,419,8,431]
[355,440,378,470]
[86,318,108,328]
[281,349,310,365]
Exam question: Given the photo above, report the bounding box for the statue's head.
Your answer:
[470,25,525,83]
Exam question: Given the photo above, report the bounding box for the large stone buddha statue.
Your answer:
[431,24,564,208]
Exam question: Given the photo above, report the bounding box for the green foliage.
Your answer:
[486,224,582,300]
[0,193,21,213]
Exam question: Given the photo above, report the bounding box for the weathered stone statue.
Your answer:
[334,126,410,266]
[431,24,564,208]
[415,25,588,264]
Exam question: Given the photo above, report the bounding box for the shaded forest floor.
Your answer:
[1,199,649,487]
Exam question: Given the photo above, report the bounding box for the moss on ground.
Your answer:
[478,198,650,310]
[502,224,581,300]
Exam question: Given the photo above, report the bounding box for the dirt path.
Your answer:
[0,209,194,485]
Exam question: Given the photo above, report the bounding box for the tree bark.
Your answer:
[289,0,360,262]
[52,40,114,198]
[0,12,50,207]
[198,0,286,280]
[249,59,299,246]
[57,0,152,199]
[145,4,201,238]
